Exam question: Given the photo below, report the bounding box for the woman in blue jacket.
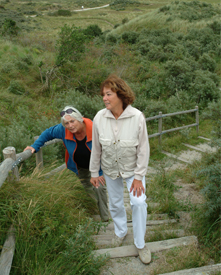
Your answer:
[24,106,109,222]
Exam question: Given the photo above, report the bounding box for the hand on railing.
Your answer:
[23,146,36,154]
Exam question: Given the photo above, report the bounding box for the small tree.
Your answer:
[56,24,86,66]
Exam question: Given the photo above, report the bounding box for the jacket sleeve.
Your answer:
[31,124,65,152]
[134,113,150,181]
[89,114,102,178]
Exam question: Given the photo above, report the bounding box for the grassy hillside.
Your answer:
[0,1,220,272]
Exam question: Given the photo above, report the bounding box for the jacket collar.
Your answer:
[103,105,135,120]
[65,118,93,142]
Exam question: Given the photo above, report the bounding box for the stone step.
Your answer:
[93,236,197,258]
[158,263,221,275]
[94,229,185,248]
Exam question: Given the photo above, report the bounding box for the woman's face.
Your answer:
[102,87,123,113]
[63,115,83,134]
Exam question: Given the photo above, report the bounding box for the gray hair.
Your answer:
[60,106,83,126]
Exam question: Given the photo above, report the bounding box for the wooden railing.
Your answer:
[0,106,199,274]
[146,106,199,146]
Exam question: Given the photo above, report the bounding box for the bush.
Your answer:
[56,24,86,66]
[121,31,138,44]
[57,9,72,16]
[7,80,25,95]
[105,33,118,44]
[54,90,104,120]
[198,53,216,72]
[190,70,219,106]
[1,18,19,36]
[83,24,102,39]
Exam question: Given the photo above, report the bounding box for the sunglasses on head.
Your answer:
[60,108,76,117]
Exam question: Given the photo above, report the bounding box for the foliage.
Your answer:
[0,106,60,172]
[158,1,220,22]
[56,24,86,66]
[1,18,19,36]
[121,31,138,44]
[202,99,221,139]
[83,24,102,39]
[110,0,140,10]
[57,9,72,16]
[53,89,104,120]
[0,170,107,274]
[190,102,221,262]
[7,80,25,95]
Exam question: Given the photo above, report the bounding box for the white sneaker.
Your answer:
[111,234,127,247]
[137,245,151,264]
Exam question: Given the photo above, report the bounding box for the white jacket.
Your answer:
[90,105,150,180]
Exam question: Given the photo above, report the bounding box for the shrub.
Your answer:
[57,9,72,16]
[56,24,86,66]
[198,53,216,72]
[163,60,193,93]
[1,18,19,36]
[121,31,138,44]
[190,70,219,106]
[54,89,104,120]
[7,80,25,95]
[105,33,118,44]
[83,24,102,39]
[0,106,59,172]
[207,20,221,35]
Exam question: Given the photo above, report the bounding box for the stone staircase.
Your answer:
[92,141,220,275]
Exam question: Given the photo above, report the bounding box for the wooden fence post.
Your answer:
[34,136,43,168]
[158,111,162,146]
[195,106,199,135]
[3,147,19,182]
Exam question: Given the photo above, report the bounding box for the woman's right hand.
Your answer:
[24,146,36,154]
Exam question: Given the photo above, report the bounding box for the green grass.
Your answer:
[0,168,107,274]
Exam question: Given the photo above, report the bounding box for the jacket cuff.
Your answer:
[91,172,100,178]
[134,174,143,181]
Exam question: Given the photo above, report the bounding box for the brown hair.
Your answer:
[100,74,135,109]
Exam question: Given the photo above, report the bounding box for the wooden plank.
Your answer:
[98,219,177,232]
[182,143,205,152]
[93,236,197,258]
[158,264,221,275]
[3,147,19,182]
[43,163,66,178]
[0,151,32,188]
[94,230,186,248]
[162,151,191,164]
[198,136,211,141]
[0,225,16,275]
[0,158,15,188]
[94,230,185,240]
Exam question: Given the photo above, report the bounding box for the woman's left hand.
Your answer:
[130,179,145,197]
[98,175,106,186]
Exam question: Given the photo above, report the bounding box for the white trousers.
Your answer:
[104,174,147,249]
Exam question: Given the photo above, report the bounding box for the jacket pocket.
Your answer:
[119,139,139,158]
[99,138,113,166]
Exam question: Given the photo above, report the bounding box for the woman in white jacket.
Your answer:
[90,74,151,264]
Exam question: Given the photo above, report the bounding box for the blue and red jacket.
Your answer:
[31,118,101,176]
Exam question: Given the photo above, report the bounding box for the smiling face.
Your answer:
[102,86,123,114]
[63,115,84,134]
